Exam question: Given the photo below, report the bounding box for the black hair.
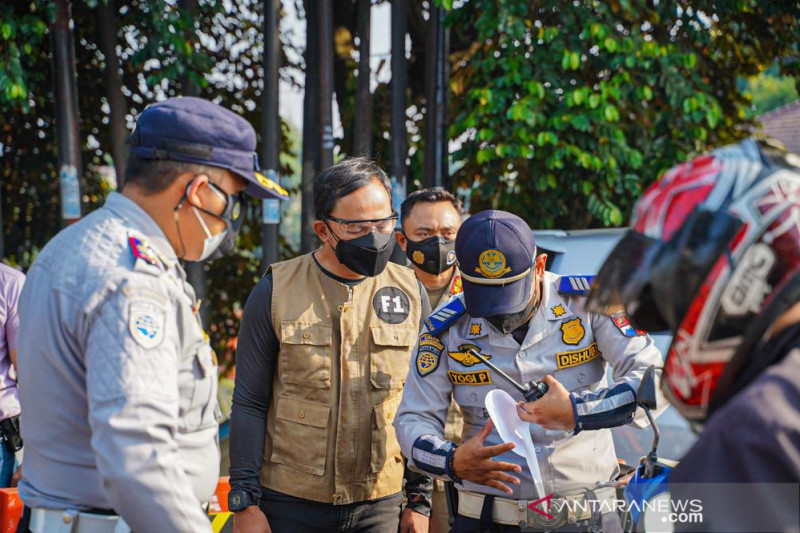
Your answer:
[122,154,224,195]
[400,188,462,226]
[313,157,392,219]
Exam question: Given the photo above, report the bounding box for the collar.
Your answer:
[516,271,574,349]
[104,192,178,268]
[542,271,575,321]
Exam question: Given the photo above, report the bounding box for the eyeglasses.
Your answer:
[325,213,399,237]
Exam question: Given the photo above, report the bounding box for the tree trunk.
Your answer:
[319,0,334,169]
[423,6,448,189]
[97,0,128,188]
[300,0,320,254]
[390,0,408,212]
[352,0,372,157]
[260,0,281,271]
[51,0,83,224]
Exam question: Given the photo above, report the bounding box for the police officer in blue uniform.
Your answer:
[394,210,664,532]
[15,97,286,533]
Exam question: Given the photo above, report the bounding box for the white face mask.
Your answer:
[192,206,228,262]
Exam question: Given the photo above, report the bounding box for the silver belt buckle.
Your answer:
[527,497,568,530]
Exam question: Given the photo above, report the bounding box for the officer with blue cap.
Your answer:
[394,210,664,532]
[15,97,286,533]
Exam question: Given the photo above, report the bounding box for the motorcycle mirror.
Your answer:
[637,365,658,410]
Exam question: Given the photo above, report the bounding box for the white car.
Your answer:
[535,228,695,465]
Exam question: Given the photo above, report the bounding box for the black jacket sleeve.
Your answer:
[402,280,434,515]
[228,273,279,502]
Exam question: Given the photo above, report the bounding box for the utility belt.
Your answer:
[0,415,22,454]
[27,508,130,533]
[457,486,617,531]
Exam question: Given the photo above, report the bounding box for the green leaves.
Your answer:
[444,0,794,230]
[561,50,581,71]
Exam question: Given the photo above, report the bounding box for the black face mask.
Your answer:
[486,288,539,335]
[405,235,456,275]
[329,228,396,277]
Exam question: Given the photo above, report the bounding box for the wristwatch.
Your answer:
[228,489,257,512]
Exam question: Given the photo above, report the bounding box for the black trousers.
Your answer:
[259,487,403,533]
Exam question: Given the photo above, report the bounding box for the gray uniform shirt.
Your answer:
[17,192,218,532]
[395,271,664,499]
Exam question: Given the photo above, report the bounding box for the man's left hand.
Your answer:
[400,507,429,533]
[516,375,575,431]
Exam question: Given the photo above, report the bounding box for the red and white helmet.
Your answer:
[588,138,800,423]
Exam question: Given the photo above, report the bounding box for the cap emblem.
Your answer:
[476,249,511,279]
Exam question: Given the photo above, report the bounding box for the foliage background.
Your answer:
[2,0,800,367]
[441,0,800,228]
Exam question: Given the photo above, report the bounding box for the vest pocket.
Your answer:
[369,325,417,389]
[279,322,333,388]
[271,397,331,476]
[370,395,404,473]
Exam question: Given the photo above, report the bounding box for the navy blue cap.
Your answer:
[455,210,536,317]
[128,97,287,200]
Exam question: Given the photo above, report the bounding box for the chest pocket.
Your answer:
[552,347,605,392]
[369,325,417,390]
[179,343,219,431]
[279,322,332,389]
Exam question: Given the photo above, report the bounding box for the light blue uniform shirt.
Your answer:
[17,193,218,532]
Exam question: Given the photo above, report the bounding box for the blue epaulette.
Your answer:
[424,293,466,336]
[558,275,596,295]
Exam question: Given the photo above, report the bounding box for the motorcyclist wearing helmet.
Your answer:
[588,138,800,532]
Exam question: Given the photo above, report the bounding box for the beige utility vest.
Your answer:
[260,253,421,505]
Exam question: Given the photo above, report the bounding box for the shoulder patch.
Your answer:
[416,333,443,377]
[128,301,166,349]
[558,275,595,295]
[611,312,646,337]
[424,293,466,336]
[128,234,165,274]
[449,273,462,296]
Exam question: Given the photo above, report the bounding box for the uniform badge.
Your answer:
[373,287,411,324]
[128,301,166,349]
[446,249,457,266]
[558,275,595,295]
[476,249,511,279]
[449,274,462,295]
[424,294,466,336]
[448,343,491,367]
[556,342,600,369]
[561,317,585,345]
[128,236,160,267]
[412,250,425,265]
[416,333,443,377]
[551,304,566,318]
[448,370,492,385]
[255,171,290,198]
[611,312,646,337]
[468,322,482,337]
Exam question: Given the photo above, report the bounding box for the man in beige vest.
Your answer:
[229,157,432,533]
[395,188,464,532]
